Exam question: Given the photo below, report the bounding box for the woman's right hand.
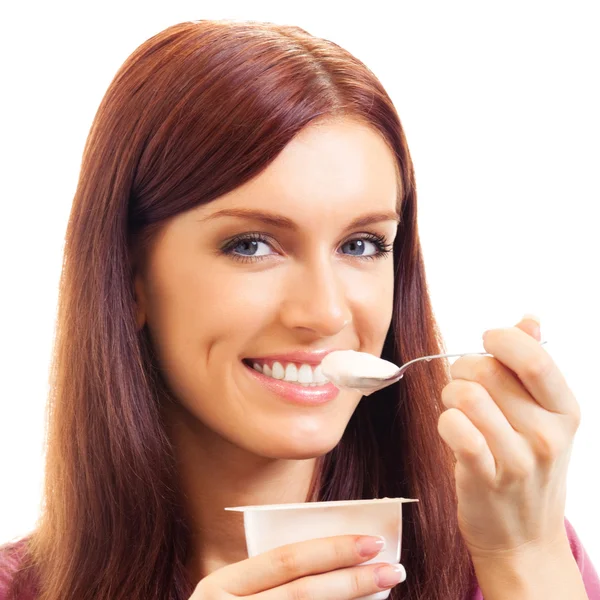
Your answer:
[190,534,406,599]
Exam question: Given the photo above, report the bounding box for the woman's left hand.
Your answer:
[437,315,581,563]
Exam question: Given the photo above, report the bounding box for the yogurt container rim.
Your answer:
[225,497,419,512]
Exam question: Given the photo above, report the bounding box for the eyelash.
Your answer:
[220,232,393,263]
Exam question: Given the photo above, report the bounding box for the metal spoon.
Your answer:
[322,340,548,396]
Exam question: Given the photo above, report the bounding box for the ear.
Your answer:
[133,274,147,331]
[515,313,542,342]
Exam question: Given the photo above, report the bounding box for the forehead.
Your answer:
[197,118,400,221]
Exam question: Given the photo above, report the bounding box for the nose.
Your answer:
[279,260,353,337]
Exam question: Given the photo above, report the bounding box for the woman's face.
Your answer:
[134,118,400,459]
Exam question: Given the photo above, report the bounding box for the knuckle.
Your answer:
[458,432,488,464]
[335,566,373,598]
[450,355,503,383]
[332,536,352,564]
[442,379,469,406]
[191,579,225,600]
[450,355,473,378]
[350,567,367,596]
[570,401,582,431]
[530,427,560,462]
[473,357,504,382]
[449,359,460,379]
[522,356,553,380]
[437,406,454,431]
[500,454,535,483]
[273,546,299,578]
[287,580,312,600]
[453,382,484,414]
[440,382,453,407]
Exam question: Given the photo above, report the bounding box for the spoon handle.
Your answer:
[394,339,549,381]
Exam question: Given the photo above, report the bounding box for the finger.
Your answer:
[482,326,578,417]
[516,314,542,342]
[213,534,386,595]
[438,407,496,482]
[450,355,575,465]
[251,562,406,600]
[441,379,530,468]
[450,355,548,436]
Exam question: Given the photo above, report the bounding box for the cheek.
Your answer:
[345,262,394,347]
[151,266,283,368]
[146,265,284,425]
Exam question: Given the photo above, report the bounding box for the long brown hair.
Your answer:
[2,19,476,599]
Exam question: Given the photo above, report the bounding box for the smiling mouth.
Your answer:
[242,359,329,387]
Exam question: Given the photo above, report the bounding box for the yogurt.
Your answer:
[320,350,399,388]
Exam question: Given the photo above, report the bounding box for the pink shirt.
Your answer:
[1,518,599,598]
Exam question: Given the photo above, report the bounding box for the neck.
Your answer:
[165,403,320,583]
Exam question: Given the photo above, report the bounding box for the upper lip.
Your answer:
[245,348,343,366]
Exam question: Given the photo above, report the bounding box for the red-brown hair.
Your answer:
[1,19,476,599]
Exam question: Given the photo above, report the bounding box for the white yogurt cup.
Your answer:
[225,497,418,600]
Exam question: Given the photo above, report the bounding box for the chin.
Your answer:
[268,444,338,461]
[254,426,345,460]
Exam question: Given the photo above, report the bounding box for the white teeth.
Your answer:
[297,364,313,384]
[313,365,327,383]
[272,362,285,379]
[251,360,328,386]
[284,363,298,381]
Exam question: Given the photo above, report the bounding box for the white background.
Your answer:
[1,0,598,570]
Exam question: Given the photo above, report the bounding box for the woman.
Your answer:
[1,19,598,600]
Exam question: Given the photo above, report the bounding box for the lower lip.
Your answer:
[243,362,340,405]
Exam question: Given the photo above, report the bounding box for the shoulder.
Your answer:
[0,538,35,600]
[0,540,24,590]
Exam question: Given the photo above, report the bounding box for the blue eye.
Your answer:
[221,233,277,261]
[230,238,273,257]
[340,239,378,257]
[222,232,392,263]
[338,234,391,259]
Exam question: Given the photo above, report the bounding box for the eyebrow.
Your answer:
[199,207,401,230]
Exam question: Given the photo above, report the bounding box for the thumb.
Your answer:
[516,313,542,342]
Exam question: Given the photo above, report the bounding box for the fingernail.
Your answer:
[522,313,542,340]
[356,535,386,557]
[375,563,406,588]
[522,313,541,325]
